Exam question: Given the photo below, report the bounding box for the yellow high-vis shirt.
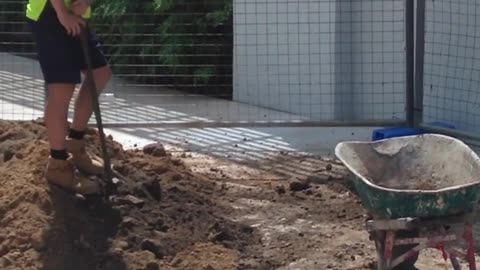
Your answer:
[26,0,91,21]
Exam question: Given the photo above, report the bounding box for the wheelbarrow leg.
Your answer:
[445,246,462,270]
[384,231,395,269]
[450,255,462,270]
[373,231,387,270]
[464,224,476,270]
[376,240,385,269]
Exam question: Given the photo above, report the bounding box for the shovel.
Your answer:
[79,25,116,195]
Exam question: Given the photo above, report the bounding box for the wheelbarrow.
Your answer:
[335,134,480,270]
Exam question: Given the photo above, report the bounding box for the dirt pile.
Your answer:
[0,120,260,270]
[1,120,467,270]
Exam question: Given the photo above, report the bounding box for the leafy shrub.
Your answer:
[0,0,233,99]
[92,0,233,99]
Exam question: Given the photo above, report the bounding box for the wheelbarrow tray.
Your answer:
[335,134,480,219]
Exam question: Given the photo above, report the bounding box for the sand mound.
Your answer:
[2,120,465,270]
[0,120,257,270]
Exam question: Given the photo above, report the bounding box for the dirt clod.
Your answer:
[145,261,160,270]
[121,217,136,228]
[140,239,162,258]
[171,174,182,181]
[289,180,311,191]
[326,164,333,171]
[172,159,182,166]
[15,152,25,160]
[142,180,162,201]
[0,244,8,257]
[113,240,129,250]
[1,257,12,267]
[275,185,286,194]
[3,149,14,162]
[143,143,167,157]
[153,218,169,232]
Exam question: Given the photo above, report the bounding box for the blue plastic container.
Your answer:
[371,121,456,141]
[372,127,423,141]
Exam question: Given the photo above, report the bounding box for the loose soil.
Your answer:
[0,120,478,270]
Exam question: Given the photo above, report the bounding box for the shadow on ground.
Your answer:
[40,188,126,270]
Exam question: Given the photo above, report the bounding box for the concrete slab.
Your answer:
[3,53,478,159]
[0,53,308,125]
[0,52,374,158]
[104,126,376,156]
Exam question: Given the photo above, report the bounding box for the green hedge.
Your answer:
[91,0,233,99]
[0,0,233,98]
[0,2,33,53]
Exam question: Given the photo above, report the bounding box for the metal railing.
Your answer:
[9,0,480,149]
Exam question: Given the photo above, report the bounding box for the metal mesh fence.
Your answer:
[0,1,41,121]
[234,0,407,124]
[422,0,480,136]
[0,0,408,126]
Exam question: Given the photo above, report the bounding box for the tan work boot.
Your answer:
[46,156,100,195]
[66,138,104,175]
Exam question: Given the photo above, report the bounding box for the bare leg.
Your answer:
[44,84,101,195]
[71,65,112,131]
[46,83,75,150]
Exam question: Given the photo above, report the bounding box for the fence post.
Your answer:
[414,0,426,128]
[405,0,415,127]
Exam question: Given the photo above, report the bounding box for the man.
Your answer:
[26,0,112,195]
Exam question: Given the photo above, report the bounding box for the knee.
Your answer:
[93,66,113,91]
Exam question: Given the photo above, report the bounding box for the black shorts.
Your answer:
[27,4,108,84]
